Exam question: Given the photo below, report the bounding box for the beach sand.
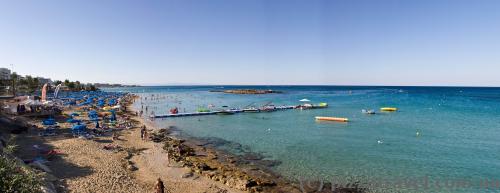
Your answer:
[10,101,244,193]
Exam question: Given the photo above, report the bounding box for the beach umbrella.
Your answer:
[42,118,56,126]
[66,118,82,123]
[299,99,311,102]
[110,110,116,121]
[71,124,86,132]
[54,84,62,99]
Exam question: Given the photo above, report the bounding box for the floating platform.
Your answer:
[151,105,299,118]
[152,110,238,118]
[315,116,349,122]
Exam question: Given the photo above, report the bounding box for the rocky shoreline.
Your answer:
[148,127,300,193]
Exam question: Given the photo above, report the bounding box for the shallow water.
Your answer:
[105,86,500,192]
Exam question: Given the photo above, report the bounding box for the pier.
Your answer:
[150,105,301,118]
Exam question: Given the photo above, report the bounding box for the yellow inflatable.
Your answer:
[380,107,398,112]
[315,116,349,122]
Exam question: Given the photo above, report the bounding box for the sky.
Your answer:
[1,0,500,86]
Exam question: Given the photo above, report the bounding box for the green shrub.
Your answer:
[4,136,18,154]
[0,154,42,193]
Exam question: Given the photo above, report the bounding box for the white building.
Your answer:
[0,68,11,80]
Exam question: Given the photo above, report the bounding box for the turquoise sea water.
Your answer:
[105,86,500,192]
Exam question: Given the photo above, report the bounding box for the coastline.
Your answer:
[2,91,366,193]
[3,93,246,193]
[130,95,302,193]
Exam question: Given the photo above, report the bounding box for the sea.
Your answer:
[103,86,500,193]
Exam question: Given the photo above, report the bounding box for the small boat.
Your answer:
[315,116,349,122]
[362,109,376,114]
[380,107,398,112]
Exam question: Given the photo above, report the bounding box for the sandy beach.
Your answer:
[5,95,245,193]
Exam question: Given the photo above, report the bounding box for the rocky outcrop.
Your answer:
[149,129,301,193]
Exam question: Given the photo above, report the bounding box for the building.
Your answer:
[0,68,11,80]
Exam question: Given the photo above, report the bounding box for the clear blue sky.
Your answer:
[1,0,500,86]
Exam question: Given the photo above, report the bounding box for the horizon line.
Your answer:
[117,84,500,88]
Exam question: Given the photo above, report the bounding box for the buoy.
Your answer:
[380,107,398,112]
[315,116,349,122]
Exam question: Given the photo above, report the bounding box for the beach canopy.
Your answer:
[71,124,86,131]
[42,118,56,125]
[66,118,82,123]
[299,99,311,102]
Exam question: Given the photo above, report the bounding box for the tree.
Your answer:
[11,72,18,96]
[68,81,75,90]
[75,81,81,91]
[33,78,39,86]
[19,77,27,86]
[64,79,70,86]
[30,78,39,93]
[25,76,37,93]
[91,85,97,91]
[54,80,62,85]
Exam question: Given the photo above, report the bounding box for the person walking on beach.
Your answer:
[143,128,148,141]
[155,178,165,193]
[140,125,146,140]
